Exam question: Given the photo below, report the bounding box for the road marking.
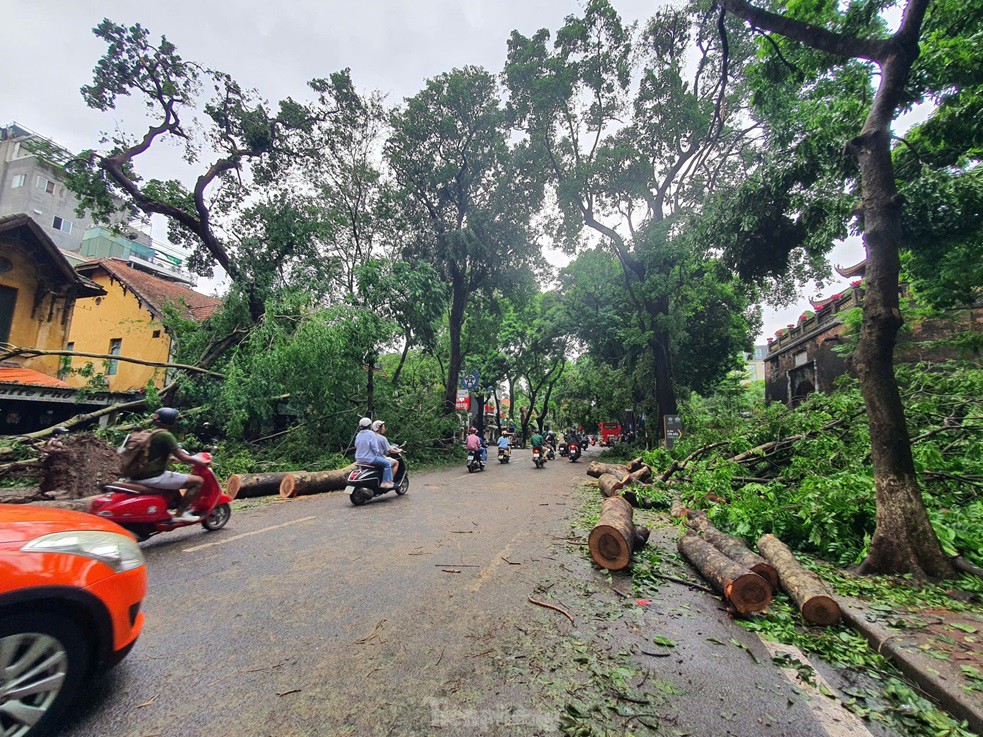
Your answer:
[182,516,318,552]
[757,637,874,737]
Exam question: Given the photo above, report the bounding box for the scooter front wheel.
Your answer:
[395,476,409,495]
[202,503,231,531]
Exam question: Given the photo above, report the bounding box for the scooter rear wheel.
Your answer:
[202,503,231,531]
[350,487,372,505]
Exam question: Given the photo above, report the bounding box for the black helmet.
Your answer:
[154,407,180,427]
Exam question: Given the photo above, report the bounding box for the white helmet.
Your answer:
[372,420,385,431]
[358,417,372,428]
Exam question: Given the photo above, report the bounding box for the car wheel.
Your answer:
[0,613,90,737]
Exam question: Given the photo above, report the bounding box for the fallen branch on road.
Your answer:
[353,619,386,644]
[528,596,574,624]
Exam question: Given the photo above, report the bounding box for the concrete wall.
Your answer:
[64,269,171,391]
[0,142,95,252]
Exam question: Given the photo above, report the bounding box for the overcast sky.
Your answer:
[2,0,865,342]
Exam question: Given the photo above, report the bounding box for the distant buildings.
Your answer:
[743,344,768,384]
[0,123,97,252]
[764,260,982,406]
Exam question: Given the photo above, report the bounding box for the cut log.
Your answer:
[588,496,640,571]
[280,464,358,498]
[597,473,625,498]
[677,531,772,614]
[757,534,841,626]
[587,461,631,481]
[626,456,646,472]
[628,465,652,484]
[683,513,778,591]
[226,472,296,500]
[27,494,104,512]
[633,526,650,551]
[670,491,688,519]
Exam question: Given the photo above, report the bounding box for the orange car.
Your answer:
[0,504,147,737]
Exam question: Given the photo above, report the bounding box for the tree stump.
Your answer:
[279,465,358,498]
[225,472,296,500]
[588,496,640,571]
[684,513,778,591]
[586,461,631,481]
[598,473,625,498]
[677,531,772,614]
[757,534,841,626]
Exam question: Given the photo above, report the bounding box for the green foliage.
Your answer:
[646,361,982,566]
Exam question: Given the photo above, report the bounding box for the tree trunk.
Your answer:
[587,461,631,481]
[391,334,411,386]
[851,124,953,578]
[588,496,642,571]
[279,464,358,498]
[598,473,625,498]
[492,386,503,436]
[474,392,485,437]
[650,329,678,440]
[225,472,295,500]
[677,531,772,615]
[718,0,951,580]
[442,274,468,416]
[627,465,653,485]
[626,457,646,472]
[683,513,778,591]
[758,534,841,625]
[366,353,376,419]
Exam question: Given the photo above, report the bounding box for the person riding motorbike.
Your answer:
[126,407,211,523]
[372,419,400,480]
[531,430,545,455]
[497,433,511,458]
[356,417,393,488]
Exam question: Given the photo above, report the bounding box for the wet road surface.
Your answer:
[59,448,892,736]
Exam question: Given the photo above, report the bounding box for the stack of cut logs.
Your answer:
[224,464,357,501]
[585,456,841,624]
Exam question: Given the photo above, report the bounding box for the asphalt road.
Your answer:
[59,448,894,737]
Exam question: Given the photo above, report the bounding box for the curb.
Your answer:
[840,600,982,735]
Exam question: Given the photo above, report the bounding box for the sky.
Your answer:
[1,0,867,342]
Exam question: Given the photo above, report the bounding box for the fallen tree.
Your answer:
[279,465,358,498]
[597,473,625,498]
[683,510,778,591]
[758,534,841,626]
[587,461,631,482]
[677,531,772,615]
[226,472,299,500]
[588,496,649,571]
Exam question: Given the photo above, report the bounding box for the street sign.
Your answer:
[664,414,683,450]
[461,370,480,390]
[455,389,471,411]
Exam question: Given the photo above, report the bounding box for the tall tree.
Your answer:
[504,0,758,432]
[717,0,956,577]
[386,67,544,415]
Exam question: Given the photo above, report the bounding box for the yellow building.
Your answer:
[0,213,104,379]
[65,258,221,392]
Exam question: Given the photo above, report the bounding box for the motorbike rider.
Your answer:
[497,433,511,458]
[530,429,545,456]
[356,417,393,488]
[466,427,484,464]
[128,407,211,524]
[372,419,400,480]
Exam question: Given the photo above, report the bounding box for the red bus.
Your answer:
[598,422,622,446]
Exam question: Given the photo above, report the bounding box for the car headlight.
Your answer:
[21,531,146,573]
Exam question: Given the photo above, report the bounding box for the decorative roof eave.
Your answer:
[0,214,105,298]
[835,259,867,279]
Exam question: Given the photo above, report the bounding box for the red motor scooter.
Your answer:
[89,454,232,541]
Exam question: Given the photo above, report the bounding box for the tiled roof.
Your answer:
[77,259,221,322]
[0,366,68,388]
[0,214,104,297]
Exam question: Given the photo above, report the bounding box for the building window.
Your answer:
[35,176,55,195]
[794,350,808,367]
[10,174,25,188]
[59,342,75,380]
[107,338,122,375]
[52,216,72,234]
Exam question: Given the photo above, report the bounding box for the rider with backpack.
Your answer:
[120,407,211,523]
